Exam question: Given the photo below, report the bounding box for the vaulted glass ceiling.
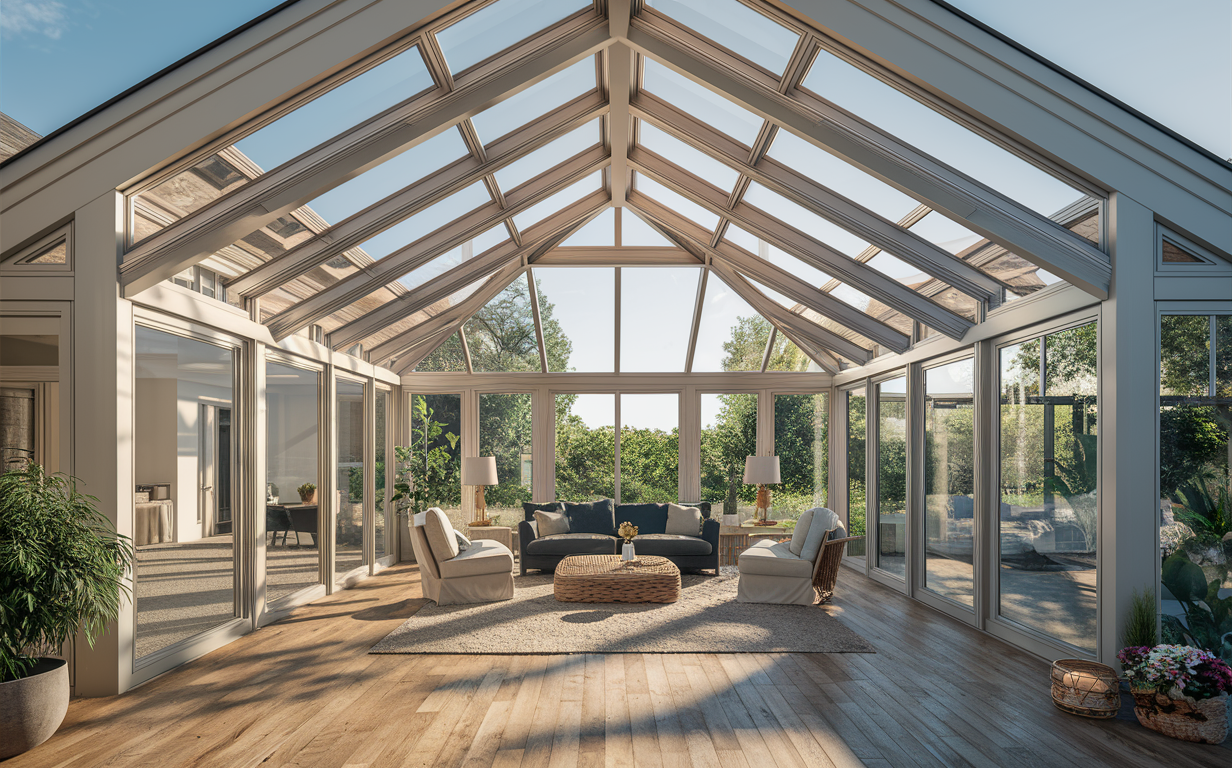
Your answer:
[123,0,1110,376]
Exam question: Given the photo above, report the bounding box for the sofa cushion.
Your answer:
[666,503,702,536]
[564,499,616,535]
[680,502,712,518]
[455,529,472,552]
[534,510,570,536]
[800,508,837,564]
[438,539,514,578]
[738,539,813,578]
[615,503,668,535]
[789,509,815,556]
[424,508,459,562]
[525,533,616,556]
[631,533,712,557]
[523,501,562,522]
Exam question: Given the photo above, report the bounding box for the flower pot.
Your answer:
[621,541,636,561]
[0,658,70,759]
[298,490,317,504]
[1131,688,1229,744]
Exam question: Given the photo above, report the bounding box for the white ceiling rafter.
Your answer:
[607,1,634,205]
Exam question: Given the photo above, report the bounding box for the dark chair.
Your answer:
[287,506,319,547]
[265,506,291,546]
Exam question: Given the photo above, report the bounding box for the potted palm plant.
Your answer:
[0,460,133,759]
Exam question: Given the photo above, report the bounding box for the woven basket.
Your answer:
[1131,689,1229,744]
[1050,660,1119,719]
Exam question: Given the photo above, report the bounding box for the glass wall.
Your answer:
[774,393,829,519]
[265,360,321,604]
[620,394,679,503]
[999,322,1098,652]
[554,393,615,500]
[875,376,908,578]
[701,393,757,519]
[408,393,463,529]
[479,393,533,525]
[133,326,237,659]
[335,378,365,580]
[1158,314,1231,660]
[845,386,867,560]
[375,388,390,560]
[923,358,975,606]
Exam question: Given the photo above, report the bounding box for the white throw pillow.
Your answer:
[534,509,570,536]
[454,529,471,551]
[789,509,814,556]
[424,508,459,561]
[666,503,702,536]
[799,508,836,564]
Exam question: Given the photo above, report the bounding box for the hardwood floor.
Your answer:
[10,564,1229,767]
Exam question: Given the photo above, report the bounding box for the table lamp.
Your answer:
[462,456,498,525]
[743,455,780,526]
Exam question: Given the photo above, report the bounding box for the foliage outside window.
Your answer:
[846,388,867,559]
[620,394,679,503]
[923,358,975,606]
[876,376,908,578]
[400,394,462,529]
[479,393,533,523]
[554,393,614,501]
[773,394,829,517]
[375,389,389,558]
[701,393,757,517]
[335,379,365,578]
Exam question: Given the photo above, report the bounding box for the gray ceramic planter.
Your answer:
[0,658,69,760]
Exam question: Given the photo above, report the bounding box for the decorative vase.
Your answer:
[722,514,739,526]
[1131,688,1229,744]
[621,541,636,561]
[0,658,70,760]
[298,490,316,504]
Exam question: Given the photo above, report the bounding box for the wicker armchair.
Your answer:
[811,531,859,604]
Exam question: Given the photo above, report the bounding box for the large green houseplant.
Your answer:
[0,460,134,759]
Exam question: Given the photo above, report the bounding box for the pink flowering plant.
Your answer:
[1118,644,1232,701]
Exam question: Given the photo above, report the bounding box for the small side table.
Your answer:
[467,524,513,554]
[719,526,750,567]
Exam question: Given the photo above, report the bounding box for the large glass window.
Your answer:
[923,358,975,606]
[536,268,614,372]
[999,322,1098,652]
[701,393,757,520]
[265,361,321,604]
[409,394,463,530]
[133,326,237,659]
[875,376,908,578]
[555,393,615,500]
[620,268,698,372]
[845,387,868,560]
[774,394,829,519]
[479,393,533,525]
[1158,314,1231,660]
[375,388,390,560]
[335,379,365,580]
[620,394,679,503]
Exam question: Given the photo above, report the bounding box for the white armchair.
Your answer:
[410,508,514,605]
[737,508,849,605]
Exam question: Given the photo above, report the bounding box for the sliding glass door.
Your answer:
[335,377,366,581]
[874,375,908,580]
[922,358,975,607]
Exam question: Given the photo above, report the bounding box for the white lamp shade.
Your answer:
[743,455,780,484]
[462,456,498,486]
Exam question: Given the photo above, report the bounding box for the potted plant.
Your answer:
[1118,644,1232,744]
[0,460,134,759]
[296,482,317,504]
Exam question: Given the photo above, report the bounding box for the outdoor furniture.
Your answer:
[719,526,749,566]
[738,508,851,605]
[265,505,291,546]
[411,507,514,606]
[553,554,681,603]
[285,504,319,547]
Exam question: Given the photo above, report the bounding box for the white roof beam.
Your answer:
[622,26,1111,299]
[532,247,701,266]
[606,43,634,206]
[120,24,614,295]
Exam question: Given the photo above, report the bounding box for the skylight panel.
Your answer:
[767,130,920,222]
[644,0,800,76]
[802,48,1088,218]
[763,242,831,288]
[465,277,542,372]
[493,121,600,192]
[234,46,434,172]
[561,207,616,246]
[830,283,873,313]
[866,252,922,283]
[634,173,720,231]
[398,224,508,291]
[471,58,596,145]
[305,128,468,223]
[723,223,760,254]
[436,0,590,75]
[355,182,491,259]
[742,182,869,257]
[620,268,699,371]
[638,121,740,192]
[641,59,763,147]
[622,209,674,246]
[512,172,602,231]
[535,267,615,371]
[414,333,467,372]
[908,212,986,256]
[693,275,762,371]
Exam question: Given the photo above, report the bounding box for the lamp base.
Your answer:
[750,519,779,526]
[470,519,493,527]
[750,484,775,525]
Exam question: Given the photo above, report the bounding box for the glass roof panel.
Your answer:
[493,121,600,192]
[560,207,616,246]
[398,224,509,291]
[512,172,602,231]
[415,333,467,372]
[638,121,740,192]
[471,58,596,145]
[723,223,760,254]
[535,267,615,372]
[318,283,402,333]
[622,209,674,246]
[641,59,763,147]
[908,211,987,256]
[802,48,1088,218]
[620,268,700,372]
[763,242,831,288]
[305,128,468,223]
[356,181,491,259]
[766,130,920,222]
[743,182,868,257]
[693,274,762,371]
[766,336,817,372]
[436,0,590,75]
[644,0,800,76]
[634,173,719,231]
[234,46,434,172]
[465,275,543,372]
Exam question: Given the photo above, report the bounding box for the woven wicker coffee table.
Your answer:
[553,555,681,603]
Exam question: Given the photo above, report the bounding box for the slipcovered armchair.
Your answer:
[737,508,855,605]
[410,508,514,605]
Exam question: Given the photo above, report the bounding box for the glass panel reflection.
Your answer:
[875,376,907,578]
[620,268,698,371]
[266,361,321,604]
[335,379,365,580]
[923,358,975,605]
[535,267,614,372]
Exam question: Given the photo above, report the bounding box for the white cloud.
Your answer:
[1,0,69,41]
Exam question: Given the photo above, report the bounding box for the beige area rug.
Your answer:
[370,569,875,654]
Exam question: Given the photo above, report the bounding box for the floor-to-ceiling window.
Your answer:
[335,377,365,580]
[133,325,239,660]
[479,392,533,525]
[554,393,615,501]
[875,375,908,579]
[701,392,757,519]
[998,321,1098,653]
[845,386,868,561]
[408,393,463,528]
[923,357,975,606]
[375,387,391,561]
[774,393,829,518]
[265,359,321,604]
[619,393,679,503]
